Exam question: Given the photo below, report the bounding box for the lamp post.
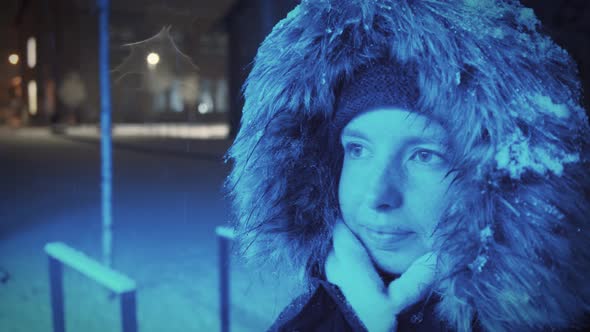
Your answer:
[97,0,113,268]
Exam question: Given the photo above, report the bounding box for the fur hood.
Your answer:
[224,1,590,331]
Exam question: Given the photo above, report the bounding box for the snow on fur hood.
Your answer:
[224,1,590,331]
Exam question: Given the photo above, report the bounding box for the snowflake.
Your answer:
[480,225,493,243]
[531,93,570,119]
[469,254,488,273]
[494,130,579,179]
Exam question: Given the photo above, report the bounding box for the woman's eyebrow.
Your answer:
[341,127,370,140]
[403,135,448,147]
[342,128,447,145]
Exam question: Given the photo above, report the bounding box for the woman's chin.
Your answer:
[370,247,423,275]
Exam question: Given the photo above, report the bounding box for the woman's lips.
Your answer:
[360,225,415,250]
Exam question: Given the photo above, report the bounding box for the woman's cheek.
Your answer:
[419,190,449,250]
[421,229,437,250]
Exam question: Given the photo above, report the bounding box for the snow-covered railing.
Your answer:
[215,226,236,332]
[44,242,137,332]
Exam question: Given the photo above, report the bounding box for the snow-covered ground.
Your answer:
[0,127,302,332]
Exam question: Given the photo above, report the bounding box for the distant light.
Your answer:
[8,54,19,65]
[11,76,22,86]
[27,80,38,115]
[146,52,160,67]
[66,123,230,139]
[198,103,210,114]
[27,37,36,68]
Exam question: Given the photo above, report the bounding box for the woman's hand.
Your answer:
[325,220,437,332]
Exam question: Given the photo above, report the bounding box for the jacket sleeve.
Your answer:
[267,280,367,332]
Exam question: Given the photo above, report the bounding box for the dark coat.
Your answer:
[269,278,457,332]
[269,277,590,332]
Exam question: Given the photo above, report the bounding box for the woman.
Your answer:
[224,0,590,331]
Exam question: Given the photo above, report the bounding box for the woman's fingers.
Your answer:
[327,219,384,294]
[326,220,438,331]
[326,220,397,332]
[387,251,438,314]
[331,220,374,266]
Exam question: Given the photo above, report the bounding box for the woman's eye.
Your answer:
[410,149,445,164]
[344,143,367,158]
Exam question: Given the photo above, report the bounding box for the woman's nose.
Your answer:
[366,162,404,212]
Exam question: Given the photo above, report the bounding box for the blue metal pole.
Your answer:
[121,291,138,332]
[97,0,113,268]
[48,257,65,332]
[219,235,230,332]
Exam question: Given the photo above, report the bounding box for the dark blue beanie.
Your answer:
[332,59,420,140]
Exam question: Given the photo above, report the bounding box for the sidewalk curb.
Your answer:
[58,133,232,162]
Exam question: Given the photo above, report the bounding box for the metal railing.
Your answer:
[44,242,137,332]
[215,226,235,332]
[45,227,235,332]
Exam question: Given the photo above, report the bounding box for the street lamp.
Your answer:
[27,37,36,68]
[28,80,38,115]
[198,103,210,114]
[146,52,159,68]
[8,54,19,65]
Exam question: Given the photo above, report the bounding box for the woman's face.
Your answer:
[338,108,453,275]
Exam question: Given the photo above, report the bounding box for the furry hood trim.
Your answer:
[224,1,590,331]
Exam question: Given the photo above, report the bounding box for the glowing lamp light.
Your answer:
[146,52,160,67]
[8,54,19,65]
[11,76,22,86]
[198,103,210,114]
[27,37,36,68]
[27,80,38,115]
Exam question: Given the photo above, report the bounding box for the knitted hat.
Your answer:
[332,59,420,139]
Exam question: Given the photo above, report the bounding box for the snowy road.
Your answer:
[0,128,300,332]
